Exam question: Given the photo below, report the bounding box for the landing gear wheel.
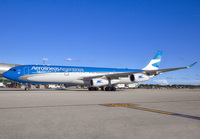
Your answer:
[25,87,30,91]
[105,87,111,91]
[101,87,104,91]
[105,87,116,91]
[88,87,99,91]
[111,87,116,91]
[88,87,93,91]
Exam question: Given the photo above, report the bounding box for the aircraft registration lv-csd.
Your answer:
[2,51,197,91]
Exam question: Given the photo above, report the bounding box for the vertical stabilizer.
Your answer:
[142,51,163,70]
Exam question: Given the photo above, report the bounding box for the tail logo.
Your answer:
[152,61,161,68]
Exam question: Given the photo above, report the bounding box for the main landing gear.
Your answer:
[88,86,116,91]
[88,87,99,91]
[105,87,116,91]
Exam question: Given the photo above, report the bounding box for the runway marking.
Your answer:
[102,103,200,121]
[0,104,97,110]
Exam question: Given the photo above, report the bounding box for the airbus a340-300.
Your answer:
[2,51,197,91]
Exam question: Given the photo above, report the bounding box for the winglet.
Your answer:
[187,62,197,68]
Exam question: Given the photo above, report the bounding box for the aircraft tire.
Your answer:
[105,87,111,91]
[25,87,30,91]
[89,87,99,91]
[111,87,116,91]
[105,87,108,91]
[101,87,104,91]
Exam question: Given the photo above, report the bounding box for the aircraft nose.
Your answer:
[2,71,11,79]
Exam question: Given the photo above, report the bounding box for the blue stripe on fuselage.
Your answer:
[19,65,142,74]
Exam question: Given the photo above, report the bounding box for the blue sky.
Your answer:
[0,0,200,85]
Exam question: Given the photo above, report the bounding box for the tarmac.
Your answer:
[0,88,200,139]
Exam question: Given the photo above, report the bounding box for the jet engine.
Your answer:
[90,78,109,87]
[130,74,150,83]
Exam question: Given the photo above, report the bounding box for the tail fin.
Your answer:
[142,51,163,70]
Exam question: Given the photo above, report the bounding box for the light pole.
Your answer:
[42,58,49,65]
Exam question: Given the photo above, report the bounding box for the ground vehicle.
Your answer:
[48,84,61,89]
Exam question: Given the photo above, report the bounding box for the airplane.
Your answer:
[2,51,197,91]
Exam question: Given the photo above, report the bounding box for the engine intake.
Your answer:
[130,74,135,82]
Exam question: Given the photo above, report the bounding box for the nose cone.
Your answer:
[2,71,18,81]
[2,71,11,80]
[2,70,21,82]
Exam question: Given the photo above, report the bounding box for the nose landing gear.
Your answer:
[24,83,31,91]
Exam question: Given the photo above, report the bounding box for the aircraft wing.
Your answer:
[81,62,197,81]
[147,62,197,75]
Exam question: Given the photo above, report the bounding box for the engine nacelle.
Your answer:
[130,74,150,83]
[90,78,109,87]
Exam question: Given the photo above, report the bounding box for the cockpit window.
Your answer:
[9,69,16,71]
